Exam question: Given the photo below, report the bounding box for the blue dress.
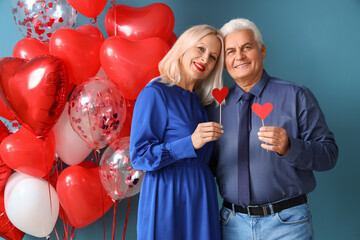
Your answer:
[130,80,221,240]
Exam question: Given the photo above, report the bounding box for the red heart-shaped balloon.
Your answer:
[0,127,55,178]
[167,32,178,48]
[252,103,273,120]
[0,99,15,121]
[100,36,169,100]
[212,87,229,104]
[0,121,11,192]
[0,56,68,136]
[56,162,113,228]
[12,38,49,60]
[50,26,104,85]
[66,0,107,18]
[105,3,174,42]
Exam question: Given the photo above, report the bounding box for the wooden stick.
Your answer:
[220,104,222,125]
[262,119,268,152]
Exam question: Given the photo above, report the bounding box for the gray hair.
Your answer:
[220,18,264,48]
[156,24,224,106]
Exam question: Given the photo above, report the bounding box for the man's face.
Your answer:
[224,29,266,85]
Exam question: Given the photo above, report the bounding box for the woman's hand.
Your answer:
[191,122,223,149]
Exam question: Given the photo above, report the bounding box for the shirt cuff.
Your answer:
[169,135,197,160]
[280,137,302,164]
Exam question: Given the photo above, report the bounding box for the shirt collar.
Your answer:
[229,69,270,102]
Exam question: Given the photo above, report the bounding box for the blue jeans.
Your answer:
[220,203,314,240]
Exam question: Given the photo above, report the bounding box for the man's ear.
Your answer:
[261,44,266,59]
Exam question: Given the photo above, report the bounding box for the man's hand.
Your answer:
[191,122,223,149]
[257,126,290,155]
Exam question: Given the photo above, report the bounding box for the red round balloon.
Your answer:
[0,127,55,178]
[50,26,104,85]
[0,56,68,136]
[56,162,113,228]
[100,37,170,100]
[105,3,174,42]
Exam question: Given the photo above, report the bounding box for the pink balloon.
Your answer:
[11,0,77,42]
[100,137,144,200]
[53,103,92,165]
[68,77,127,149]
[4,172,59,238]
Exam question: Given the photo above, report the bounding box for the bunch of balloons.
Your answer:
[0,0,176,238]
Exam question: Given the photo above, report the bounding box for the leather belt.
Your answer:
[223,195,308,217]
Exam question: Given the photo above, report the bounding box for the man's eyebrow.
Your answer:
[225,42,252,51]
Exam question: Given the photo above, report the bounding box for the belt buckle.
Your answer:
[247,205,259,217]
[246,205,270,217]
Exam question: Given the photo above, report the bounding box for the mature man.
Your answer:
[208,18,338,240]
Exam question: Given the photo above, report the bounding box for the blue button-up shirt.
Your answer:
[207,70,338,207]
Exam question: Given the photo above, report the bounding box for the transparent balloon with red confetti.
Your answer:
[99,137,144,200]
[11,0,77,42]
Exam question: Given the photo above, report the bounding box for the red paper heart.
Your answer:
[212,87,229,104]
[100,37,169,100]
[56,162,113,228]
[251,103,273,120]
[104,3,174,42]
[0,56,68,136]
[50,26,104,85]
[0,127,55,178]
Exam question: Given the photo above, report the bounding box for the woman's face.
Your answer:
[180,34,221,82]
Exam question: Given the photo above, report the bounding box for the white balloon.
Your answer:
[53,102,92,165]
[95,67,109,80]
[4,172,60,238]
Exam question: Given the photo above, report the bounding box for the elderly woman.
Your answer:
[130,25,224,240]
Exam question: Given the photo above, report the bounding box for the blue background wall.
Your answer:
[1,0,360,239]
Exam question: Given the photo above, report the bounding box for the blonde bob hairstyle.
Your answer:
[157,24,224,106]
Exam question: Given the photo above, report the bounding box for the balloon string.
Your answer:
[112,200,117,240]
[70,227,75,240]
[63,220,67,239]
[42,137,54,223]
[114,4,117,37]
[54,227,60,240]
[99,166,107,240]
[122,197,132,240]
